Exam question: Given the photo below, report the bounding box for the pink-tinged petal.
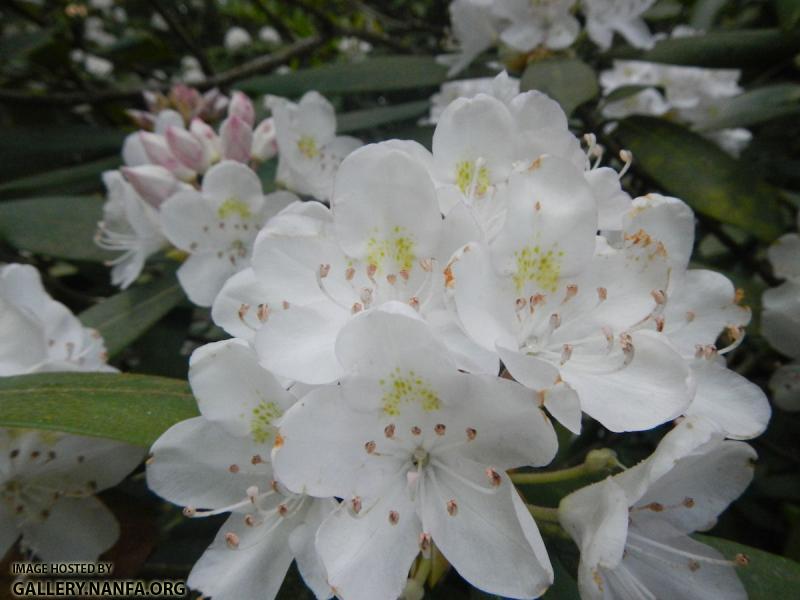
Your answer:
[220,115,254,163]
[228,90,255,127]
[166,125,206,171]
[121,164,180,208]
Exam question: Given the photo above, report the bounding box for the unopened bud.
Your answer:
[220,115,253,163]
[228,91,255,127]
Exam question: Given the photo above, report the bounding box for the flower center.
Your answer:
[456,160,490,197]
[297,135,319,158]
[217,197,252,220]
[366,226,417,274]
[512,244,564,293]
[250,401,283,444]
[380,368,441,416]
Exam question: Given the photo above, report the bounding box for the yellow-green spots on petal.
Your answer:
[250,401,282,444]
[297,135,319,158]
[366,226,416,274]
[217,197,252,220]
[381,368,441,416]
[456,160,490,197]
[512,245,564,293]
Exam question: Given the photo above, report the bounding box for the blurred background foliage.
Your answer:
[1,0,800,598]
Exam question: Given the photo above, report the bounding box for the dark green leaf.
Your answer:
[775,0,800,30]
[521,58,598,117]
[699,84,800,130]
[337,100,430,134]
[612,29,800,68]
[236,55,447,97]
[644,0,684,20]
[690,0,729,29]
[602,84,655,104]
[0,195,112,262]
[697,535,800,597]
[0,155,117,199]
[614,117,785,242]
[79,267,184,358]
[0,372,197,446]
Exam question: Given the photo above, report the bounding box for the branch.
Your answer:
[251,0,297,42]
[147,0,214,76]
[0,36,325,107]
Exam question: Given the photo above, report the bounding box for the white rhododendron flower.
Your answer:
[600,59,752,156]
[447,156,690,433]
[96,170,170,289]
[438,0,501,76]
[0,429,143,562]
[494,0,580,52]
[224,26,252,51]
[583,0,657,50]
[425,72,520,124]
[147,339,333,600]
[273,306,557,600]
[266,91,362,201]
[160,160,297,306]
[763,210,800,410]
[0,264,114,374]
[560,417,754,599]
[213,141,495,383]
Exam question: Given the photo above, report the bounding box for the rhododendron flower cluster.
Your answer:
[136,77,769,600]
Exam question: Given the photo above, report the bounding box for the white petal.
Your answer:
[22,497,118,561]
[0,503,19,559]
[189,339,295,440]
[187,512,294,600]
[770,363,800,411]
[762,281,800,359]
[686,358,770,440]
[201,160,264,214]
[211,268,272,341]
[316,478,420,600]
[421,457,551,598]
[177,253,238,308]
[768,233,800,280]
[147,417,272,510]
[584,167,632,232]
[333,143,442,266]
[543,381,583,434]
[288,498,337,599]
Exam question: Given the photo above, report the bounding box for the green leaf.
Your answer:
[236,55,447,97]
[614,116,785,242]
[79,267,185,358]
[698,84,800,130]
[0,372,197,446]
[337,100,430,134]
[0,155,118,199]
[697,535,800,597]
[612,28,800,68]
[689,0,729,29]
[0,195,112,262]
[775,0,800,30]
[643,0,684,20]
[520,57,598,117]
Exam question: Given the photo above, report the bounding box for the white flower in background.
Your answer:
[438,0,501,76]
[620,194,771,438]
[600,59,752,156]
[447,155,692,434]
[337,36,373,58]
[763,211,800,410]
[273,306,557,600]
[560,417,754,600]
[493,0,580,53]
[0,429,143,561]
[583,0,657,50]
[146,339,333,600]
[69,50,114,78]
[0,264,114,374]
[425,72,520,124]
[96,170,170,289]
[224,26,252,51]
[84,16,116,47]
[259,26,281,44]
[180,56,204,84]
[266,91,362,201]
[214,142,495,384]
[160,160,297,307]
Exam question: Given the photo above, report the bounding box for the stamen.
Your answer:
[447,499,458,516]
[384,424,396,439]
[351,496,362,514]
[618,149,633,178]
[319,264,331,278]
[485,468,502,487]
[388,510,400,525]
[560,344,573,365]
[225,532,240,549]
[563,284,578,303]
[257,304,269,322]
[365,441,377,454]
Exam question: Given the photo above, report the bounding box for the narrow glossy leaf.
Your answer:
[0,195,112,262]
[699,84,800,130]
[236,55,447,97]
[602,84,654,104]
[776,0,800,30]
[337,100,430,133]
[612,29,800,68]
[0,155,118,199]
[690,0,728,29]
[614,116,785,242]
[0,372,197,446]
[79,266,184,358]
[521,57,598,117]
[643,0,683,20]
[696,535,800,597]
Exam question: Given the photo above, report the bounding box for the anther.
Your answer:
[384,424,396,438]
[388,510,400,525]
[351,496,362,514]
[411,426,422,436]
[735,554,749,567]
[366,264,378,279]
[345,266,355,281]
[419,258,433,272]
[360,288,373,306]
[251,454,264,465]
[597,287,607,301]
[651,289,667,305]
[386,274,397,285]
[560,344,573,365]
[654,316,665,332]
[683,497,695,508]
[351,302,363,314]
[466,427,477,441]
[408,296,420,311]
[485,468,502,487]
[447,499,458,516]
[564,284,578,302]
[183,506,197,517]
[282,300,290,309]
[434,424,446,436]
[238,304,250,321]
[247,486,259,502]
[257,304,269,322]
[225,532,240,549]
[399,269,410,281]
[618,149,633,178]
[277,503,289,517]
[419,532,432,555]
[549,313,561,330]
[319,264,331,278]
[228,464,240,474]
[365,441,377,454]
[244,514,257,527]
[515,297,527,311]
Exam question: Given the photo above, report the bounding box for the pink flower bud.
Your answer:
[166,125,206,171]
[220,115,253,163]
[228,91,255,127]
[190,118,222,165]
[251,117,278,161]
[139,132,196,181]
[125,109,155,130]
[121,165,180,208]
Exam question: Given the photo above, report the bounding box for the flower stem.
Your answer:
[510,448,619,485]
[413,555,432,585]
[527,504,561,523]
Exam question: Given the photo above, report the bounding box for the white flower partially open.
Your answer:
[272,306,557,600]
[560,417,754,600]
